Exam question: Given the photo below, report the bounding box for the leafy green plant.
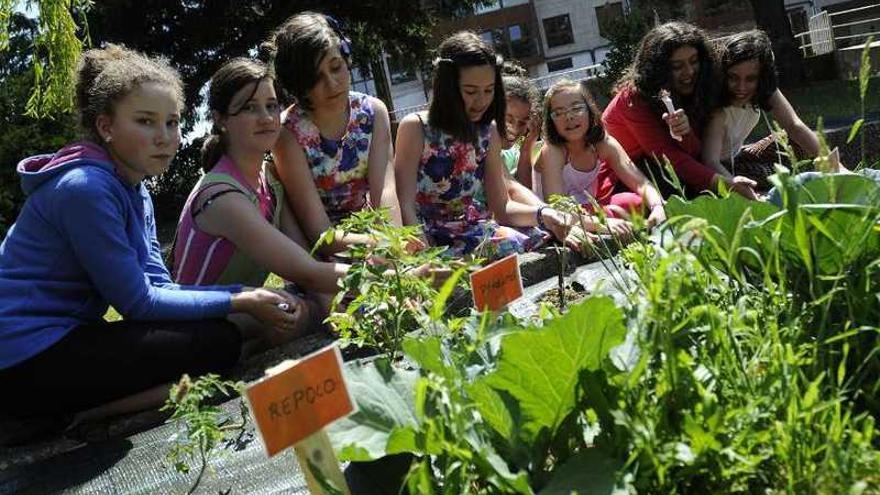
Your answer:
[318,207,470,360]
[162,374,249,495]
[330,297,627,494]
[846,36,874,165]
[0,0,93,118]
[326,174,880,493]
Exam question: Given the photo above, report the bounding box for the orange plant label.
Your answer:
[470,254,523,311]
[246,345,355,457]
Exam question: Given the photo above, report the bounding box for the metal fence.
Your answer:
[796,3,880,57]
[389,63,606,121]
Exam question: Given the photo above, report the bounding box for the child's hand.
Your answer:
[411,263,454,288]
[564,225,599,253]
[646,204,667,229]
[726,175,759,200]
[523,118,540,147]
[662,109,691,138]
[542,207,575,242]
[233,288,304,334]
[601,217,635,240]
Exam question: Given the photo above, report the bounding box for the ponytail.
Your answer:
[200,126,227,172]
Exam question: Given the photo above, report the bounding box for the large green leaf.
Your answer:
[327,359,419,461]
[482,297,626,439]
[667,176,880,276]
[666,194,779,244]
[466,380,515,441]
[538,448,625,495]
[402,336,446,377]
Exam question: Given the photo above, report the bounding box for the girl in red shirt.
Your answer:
[602,22,758,199]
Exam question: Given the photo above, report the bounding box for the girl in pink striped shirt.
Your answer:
[173,59,348,338]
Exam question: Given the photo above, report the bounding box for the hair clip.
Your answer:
[433,57,454,68]
[324,15,353,59]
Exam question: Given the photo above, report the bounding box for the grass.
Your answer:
[783,75,880,128]
[748,76,880,141]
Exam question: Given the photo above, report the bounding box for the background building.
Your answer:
[351,0,878,119]
[373,0,629,118]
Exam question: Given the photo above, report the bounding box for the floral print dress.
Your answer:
[283,91,374,224]
[415,113,547,259]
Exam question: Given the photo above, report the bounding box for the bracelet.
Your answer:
[536,205,550,230]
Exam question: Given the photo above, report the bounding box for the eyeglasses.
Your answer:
[550,103,588,120]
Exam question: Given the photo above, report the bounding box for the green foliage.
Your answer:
[162,374,248,494]
[321,208,469,360]
[328,168,880,493]
[330,298,629,493]
[855,36,874,165]
[483,298,626,439]
[326,359,420,461]
[603,182,880,491]
[599,6,651,88]
[0,13,78,236]
[0,1,92,117]
[146,137,204,224]
[26,0,92,118]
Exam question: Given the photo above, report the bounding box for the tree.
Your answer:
[84,1,489,120]
[748,0,805,87]
[0,13,78,235]
[0,0,91,118]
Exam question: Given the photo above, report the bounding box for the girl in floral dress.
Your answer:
[264,12,401,255]
[395,32,574,259]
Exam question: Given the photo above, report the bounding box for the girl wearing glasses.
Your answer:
[394,32,577,258]
[535,80,665,236]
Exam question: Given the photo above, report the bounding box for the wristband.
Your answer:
[536,205,550,231]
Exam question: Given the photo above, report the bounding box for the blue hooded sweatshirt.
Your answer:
[0,142,241,369]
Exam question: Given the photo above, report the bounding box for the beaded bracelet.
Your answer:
[536,205,549,231]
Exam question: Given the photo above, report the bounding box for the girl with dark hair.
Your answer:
[535,80,665,236]
[395,32,575,258]
[500,62,541,189]
[265,12,402,256]
[602,21,758,199]
[470,61,545,206]
[702,30,821,190]
[172,59,346,329]
[0,46,302,421]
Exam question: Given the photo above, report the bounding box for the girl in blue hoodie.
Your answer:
[0,45,303,421]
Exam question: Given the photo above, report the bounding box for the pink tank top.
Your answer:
[533,146,601,205]
[172,156,283,287]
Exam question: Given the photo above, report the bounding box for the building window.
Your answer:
[543,14,574,48]
[787,8,809,36]
[508,23,538,59]
[481,24,537,61]
[475,0,501,14]
[547,57,574,72]
[387,54,416,86]
[595,2,624,39]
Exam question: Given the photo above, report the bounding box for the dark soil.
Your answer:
[536,281,589,310]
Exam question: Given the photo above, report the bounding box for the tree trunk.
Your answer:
[748,0,806,88]
[370,58,395,119]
